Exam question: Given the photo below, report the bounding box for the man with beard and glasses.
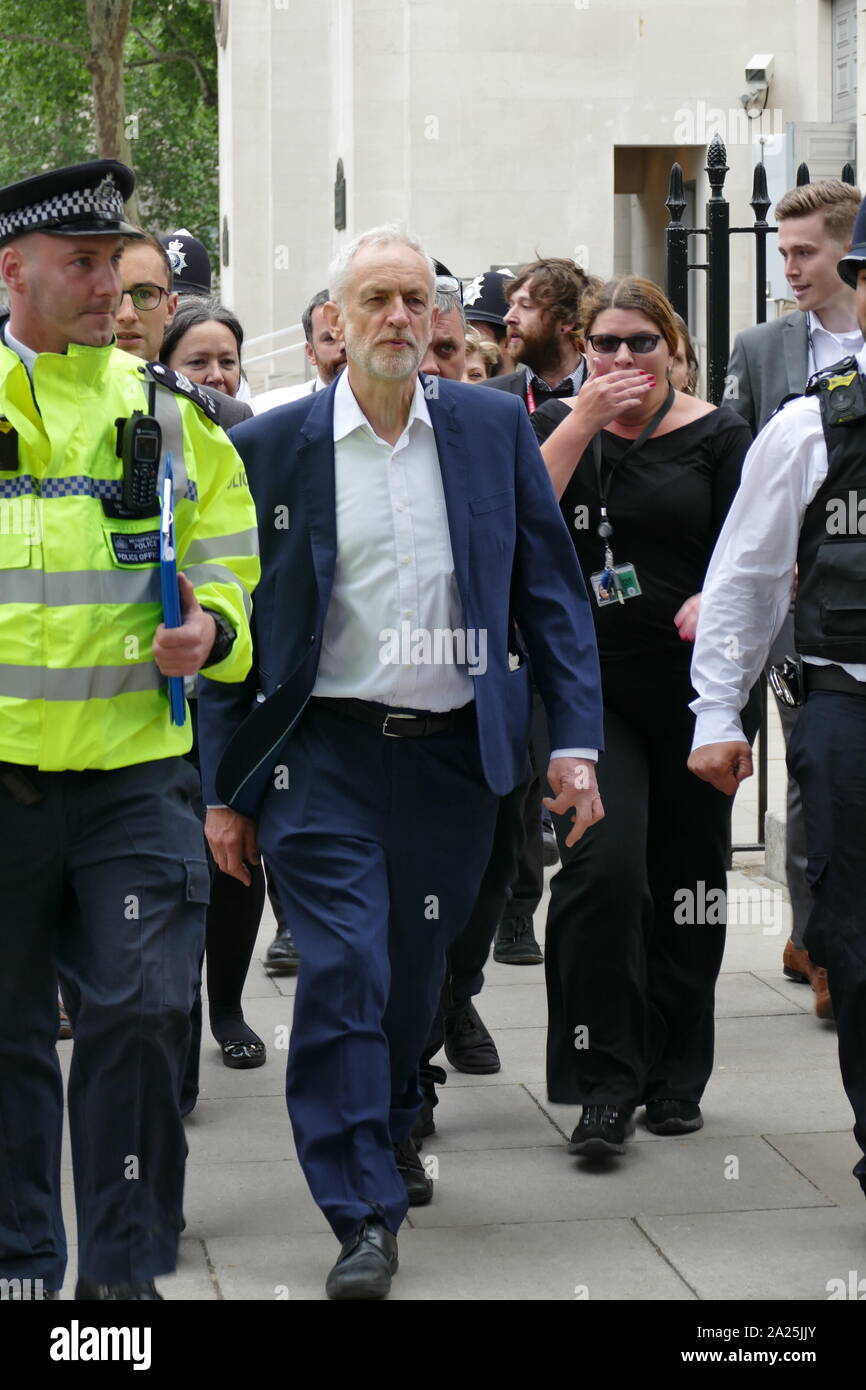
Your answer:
[198,225,604,1299]
[484,257,591,410]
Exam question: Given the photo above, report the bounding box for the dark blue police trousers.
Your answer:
[257,700,500,1242]
[0,757,207,1290]
[788,691,866,1194]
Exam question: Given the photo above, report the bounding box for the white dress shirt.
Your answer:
[807,310,863,375]
[252,375,327,415]
[312,371,475,710]
[691,343,866,749]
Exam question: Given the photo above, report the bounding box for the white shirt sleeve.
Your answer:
[689,396,827,749]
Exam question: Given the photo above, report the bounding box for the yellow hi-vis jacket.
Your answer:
[0,336,260,771]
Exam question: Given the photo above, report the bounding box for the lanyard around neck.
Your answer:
[592,384,675,511]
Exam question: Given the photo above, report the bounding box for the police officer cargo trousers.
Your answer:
[0,757,208,1291]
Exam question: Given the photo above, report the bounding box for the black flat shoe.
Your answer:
[493,914,544,965]
[568,1104,634,1156]
[75,1279,162,1300]
[325,1220,398,1301]
[220,1039,266,1069]
[644,1100,703,1135]
[443,1000,501,1073]
[394,1137,433,1205]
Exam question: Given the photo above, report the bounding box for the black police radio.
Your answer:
[114,379,162,515]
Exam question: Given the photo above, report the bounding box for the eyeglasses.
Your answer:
[119,283,169,312]
[587,333,662,355]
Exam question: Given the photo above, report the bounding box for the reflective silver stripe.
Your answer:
[0,663,163,700]
[185,562,253,618]
[153,389,190,501]
[184,529,259,565]
[2,569,161,605]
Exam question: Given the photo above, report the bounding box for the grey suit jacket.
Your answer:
[726,311,808,434]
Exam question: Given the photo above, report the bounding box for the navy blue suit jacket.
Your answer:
[197,374,603,817]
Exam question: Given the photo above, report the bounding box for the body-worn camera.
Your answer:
[808,357,866,426]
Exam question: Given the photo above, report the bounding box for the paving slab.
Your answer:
[763,1132,865,1208]
[420,1082,562,1152]
[205,1221,697,1301]
[638,1207,866,1301]
[406,1135,828,1229]
[182,1158,330,1238]
[713,971,802,1018]
[185,1095,297,1165]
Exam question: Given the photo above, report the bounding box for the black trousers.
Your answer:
[500,691,548,924]
[0,757,207,1289]
[545,656,753,1110]
[418,769,532,1094]
[787,691,866,1192]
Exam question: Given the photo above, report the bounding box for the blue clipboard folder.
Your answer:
[159,452,187,726]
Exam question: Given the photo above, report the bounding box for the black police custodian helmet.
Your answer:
[0,160,140,248]
[461,269,515,326]
[160,229,212,296]
[838,195,866,288]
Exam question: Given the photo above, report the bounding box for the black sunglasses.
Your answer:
[587,333,662,355]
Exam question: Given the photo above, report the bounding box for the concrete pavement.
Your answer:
[56,702,864,1300]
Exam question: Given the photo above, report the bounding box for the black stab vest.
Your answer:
[795,356,866,662]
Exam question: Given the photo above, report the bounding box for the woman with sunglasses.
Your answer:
[532,276,756,1158]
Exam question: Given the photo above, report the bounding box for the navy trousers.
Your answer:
[0,757,207,1290]
[787,691,866,1193]
[257,701,500,1242]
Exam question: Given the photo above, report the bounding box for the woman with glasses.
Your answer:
[531,276,756,1158]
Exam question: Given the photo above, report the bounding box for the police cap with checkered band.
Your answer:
[0,160,141,248]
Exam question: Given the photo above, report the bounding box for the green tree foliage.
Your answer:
[0,0,219,259]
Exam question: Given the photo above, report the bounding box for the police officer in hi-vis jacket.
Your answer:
[0,161,259,1300]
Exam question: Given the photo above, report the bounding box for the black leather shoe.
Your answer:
[394,1137,433,1205]
[568,1105,635,1156]
[265,923,300,973]
[75,1279,163,1300]
[644,1100,703,1135]
[493,915,544,965]
[220,1037,266,1069]
[325,1220,398,1301]
[411,1096,436,1148]
[443,1000,501,1074]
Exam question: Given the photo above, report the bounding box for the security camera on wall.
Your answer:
[741,53,774,115]
[745,54,774,87]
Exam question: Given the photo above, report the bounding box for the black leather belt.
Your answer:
[310,697,474,737]
[804,664,866,698]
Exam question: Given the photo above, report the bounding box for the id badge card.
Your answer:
[590,562,642,607]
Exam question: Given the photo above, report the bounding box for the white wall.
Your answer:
[219,0,858,388]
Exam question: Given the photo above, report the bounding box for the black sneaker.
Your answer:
[493,915,544,965]
[644,1100,703,1135]
[568,1105,635,1156]
[443,1000,501,1074]
[394,1138,433,1205]
[265,923,300,973]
